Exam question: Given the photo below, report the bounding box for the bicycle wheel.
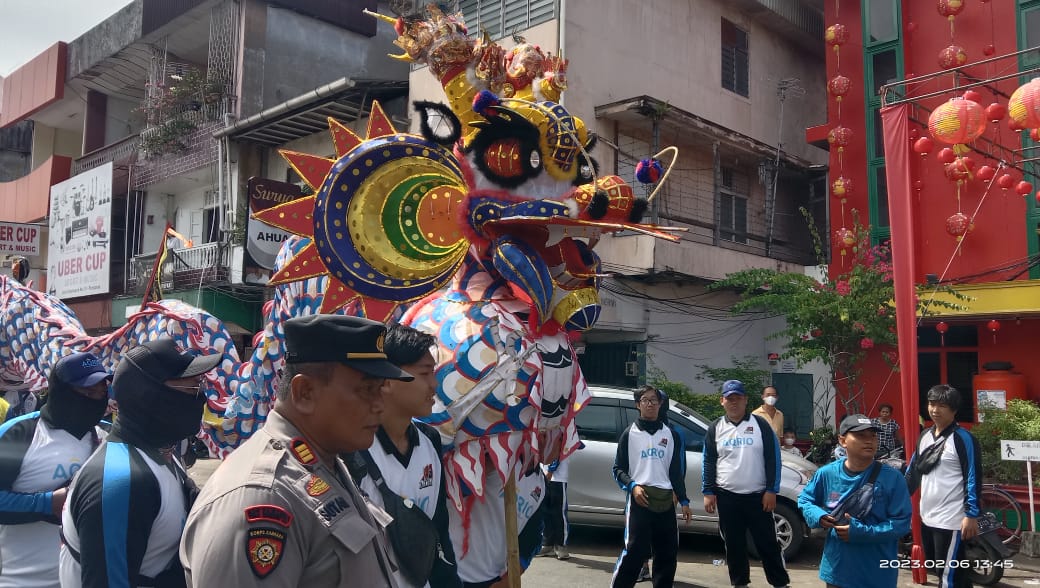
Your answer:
[980,486,1024,548]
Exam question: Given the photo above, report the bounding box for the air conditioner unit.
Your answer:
[624,361,639,377]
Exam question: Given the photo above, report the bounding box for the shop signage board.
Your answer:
[47,162,112,298]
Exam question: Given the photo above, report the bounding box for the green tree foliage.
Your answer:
[709,209,965,416]
[973,399,1040,486]
[647,356,768,421]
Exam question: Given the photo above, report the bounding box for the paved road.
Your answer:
[189,458,1040,587]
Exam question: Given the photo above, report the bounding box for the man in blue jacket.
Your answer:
[610,386,691,588]
[798,414,912,588]
[702,380,789,588]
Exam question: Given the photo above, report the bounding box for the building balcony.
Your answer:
[127,241,230,294]
[595,227,812,282]
[72,134,141,176]
[0,155,72,223]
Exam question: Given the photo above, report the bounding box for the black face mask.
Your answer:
[113,367,206,448]
[40,383,108,439]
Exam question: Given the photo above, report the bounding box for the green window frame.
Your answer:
[1020,1,1040,277]
[862,0,903,244]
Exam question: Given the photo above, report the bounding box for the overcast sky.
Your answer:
[0,1,134,76]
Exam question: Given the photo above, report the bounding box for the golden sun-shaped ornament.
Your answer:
[252,101,470,320]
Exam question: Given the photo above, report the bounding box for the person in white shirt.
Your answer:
[348,324,461,588]
[780,430,803,457]
[610,386,691,588]
[538,451,574,560]
[0,352,110,588]
[905,384,981,588]
[702,380,790,588]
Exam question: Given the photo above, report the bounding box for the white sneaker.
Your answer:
[538,545,554,557]
[637,563,651,582]
[554,545,570,560]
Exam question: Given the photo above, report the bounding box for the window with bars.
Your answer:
[720,167,749,243]
[458,0,556,40]
[721,19,749,98]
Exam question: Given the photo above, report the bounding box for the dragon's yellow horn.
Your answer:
[363,8,398,26]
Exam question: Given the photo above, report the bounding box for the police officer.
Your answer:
[180,315,413,587]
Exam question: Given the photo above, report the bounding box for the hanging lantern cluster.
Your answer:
[827,2,855,266]
[936,0,967,69]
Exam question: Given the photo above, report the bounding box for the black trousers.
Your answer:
[715,490,789,587]
[921,524,972,588]
[543,480,569,546]
[611,498,678,588]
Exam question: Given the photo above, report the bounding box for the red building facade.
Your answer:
[811,1,1040,425]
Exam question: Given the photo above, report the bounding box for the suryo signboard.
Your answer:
[0,222,41,255]
[47,162,113,298]
[243,177,303,285]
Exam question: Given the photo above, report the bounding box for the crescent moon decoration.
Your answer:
[253,102,470,320]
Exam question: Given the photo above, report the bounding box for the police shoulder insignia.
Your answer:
[290,437,318,465]
[306,475,331,497]
[246,527,286,578]
[244,504,293,528]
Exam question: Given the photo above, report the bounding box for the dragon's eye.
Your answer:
[529,150,541,168]
[579,164,592,180]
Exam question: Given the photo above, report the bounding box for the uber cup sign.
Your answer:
[47,162,113,298]
[0,222,41,256]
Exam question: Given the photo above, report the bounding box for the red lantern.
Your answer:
[976,165,995,182]
[831,176,852,200]
[985,102,1007,123]
[937,0,965,19]
[828,126,853,152]
[939,45,968,70]
[826,24,849,52]
[987,319,1001,343]
[936,321,949,346]
[913,137,934,156]
[944,162,970,182]
[834,227,855,257]
[928,98,987,145]
[914,180,925,191]
[910,127,921,140]
[1016,181,1034,196]
[963,89,983,104]
[1031,128,1040,142]
[983,44,996,57]
[1009,118,1025,133]
[937,147,957,164]
[828,75,851,102]
[998,174,1016,190]
[1009,79,1040,129]
[946,212,971,241]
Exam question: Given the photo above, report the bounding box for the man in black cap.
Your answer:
[797,414,911,588]
[0,351,111,588]
[59,338,221,588]
[181,314,412,587]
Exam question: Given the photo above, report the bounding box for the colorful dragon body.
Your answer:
[252,4,680,513]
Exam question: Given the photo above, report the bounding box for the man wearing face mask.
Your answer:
[59,339,220,588]
[0,352,111,588]
[751,386,783,439]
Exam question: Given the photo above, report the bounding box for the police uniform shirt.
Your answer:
[180,409,399,587]
[58,439,188,588]
[705,414,780,495]
[0,412,102,588]
[448,469,545,584]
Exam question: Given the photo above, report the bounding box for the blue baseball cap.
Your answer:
[54,352,111,388]
[722,380,746,397]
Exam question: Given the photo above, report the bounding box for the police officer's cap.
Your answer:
[283,315,414,381]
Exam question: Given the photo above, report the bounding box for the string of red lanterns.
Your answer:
[826,1,854,263]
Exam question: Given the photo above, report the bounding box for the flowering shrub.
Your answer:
[710,209,965,415]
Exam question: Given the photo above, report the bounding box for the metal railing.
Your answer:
[128,241,230,293]
[72,134,141,175]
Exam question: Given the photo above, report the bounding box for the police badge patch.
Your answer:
[247,527,286,578]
